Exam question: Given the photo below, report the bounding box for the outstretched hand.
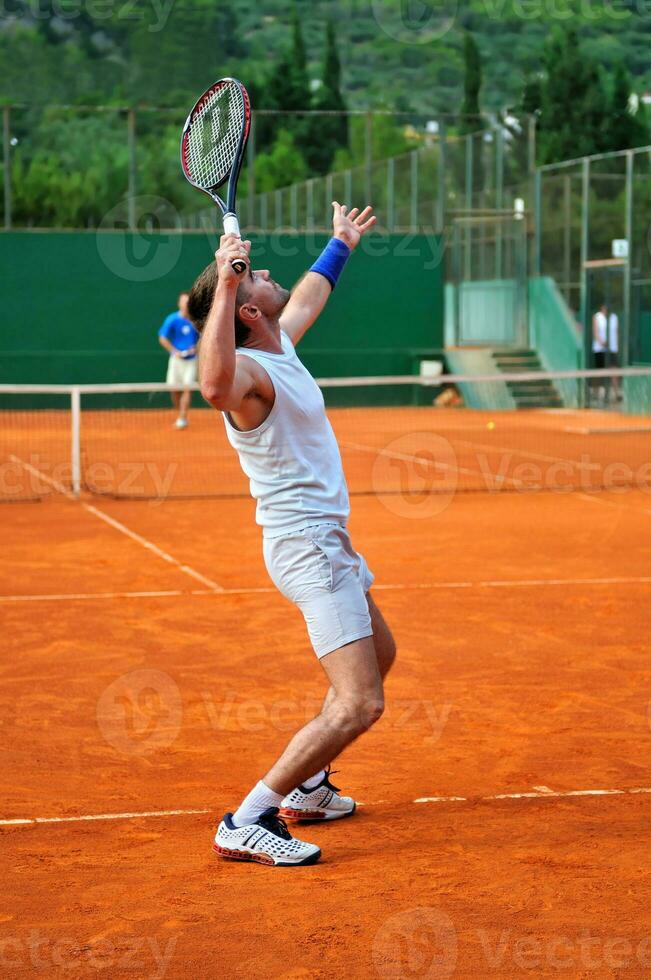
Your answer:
[331,202,376,250]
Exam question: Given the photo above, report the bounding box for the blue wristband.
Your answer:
[310,237,350,290]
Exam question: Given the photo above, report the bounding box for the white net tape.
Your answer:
[184,82,245,190]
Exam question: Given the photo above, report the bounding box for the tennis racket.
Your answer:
[180,77,251,274]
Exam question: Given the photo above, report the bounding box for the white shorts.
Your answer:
[263,523,375,659]
[166,355,197,388]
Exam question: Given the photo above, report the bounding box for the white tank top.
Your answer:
[222,330,350,537]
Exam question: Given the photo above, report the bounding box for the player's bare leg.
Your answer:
[179,387,191,422]
[264,631,386,797]
[317,594,396,720]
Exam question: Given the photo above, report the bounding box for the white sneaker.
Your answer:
[213,807,321,867]
[279,768,356,822]
[174,417,188,430]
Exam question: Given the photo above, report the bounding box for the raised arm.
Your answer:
[280,202,376,344]
[199,235,272,415]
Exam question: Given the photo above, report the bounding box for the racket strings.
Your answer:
[184,83,245,190]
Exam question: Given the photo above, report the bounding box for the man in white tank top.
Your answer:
[187,203,397,867]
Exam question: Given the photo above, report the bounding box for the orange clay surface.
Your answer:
[2,486,651,978]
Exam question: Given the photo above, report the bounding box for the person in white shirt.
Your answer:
[188,202,397,868]
[592,304,608,403]
[608,310,620,401]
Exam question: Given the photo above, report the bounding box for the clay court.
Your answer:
[2,403,651,977]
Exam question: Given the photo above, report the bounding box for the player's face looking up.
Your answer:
[239,267,290,322]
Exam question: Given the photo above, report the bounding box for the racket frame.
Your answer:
[180,77,251,271]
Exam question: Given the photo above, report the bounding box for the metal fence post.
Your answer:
[534,168,542,277]
[465,133,473,210]
[325,173,333,224]
[364,111,373,205]
[437,120,446,234]
[495,126,504,278]
[306,179,314,229]
[275,188,282,231]
[3,106,12,230]
[563,173,571,297]
[127,108,137,230]
[623,149,633,367]
[290,182,298,228]
[410,150,418,233]
[247,111,257,229]
[580,157,591,376]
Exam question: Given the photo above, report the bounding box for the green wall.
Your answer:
[0,231,443,384]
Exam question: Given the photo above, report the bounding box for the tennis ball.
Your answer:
[487,421,495,431]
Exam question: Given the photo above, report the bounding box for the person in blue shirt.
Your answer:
[158,292,200,429]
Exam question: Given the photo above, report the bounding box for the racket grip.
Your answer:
[223,212,241,237]
[232,259,247,274]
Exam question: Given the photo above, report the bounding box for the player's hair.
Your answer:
[187,262,251,347]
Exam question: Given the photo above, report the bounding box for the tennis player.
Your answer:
[158,292,199,429]
[188,203,396,867]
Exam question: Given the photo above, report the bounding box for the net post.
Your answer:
[71,387,81,498]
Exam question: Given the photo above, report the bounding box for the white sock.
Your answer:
[302,770,326,790]
[232,780,284,828]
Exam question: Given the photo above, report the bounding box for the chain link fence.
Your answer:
[1,104,536,235]
[535,144,651,365]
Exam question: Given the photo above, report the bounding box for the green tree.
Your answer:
[458,32,484,198]
[305,20,349,175]
[459,32,482,135]
[254,129,307,193]
[537,28,612,163]
[606,63,648,152]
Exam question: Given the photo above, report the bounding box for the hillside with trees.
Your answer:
[1,0,649,225]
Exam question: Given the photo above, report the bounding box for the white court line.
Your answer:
[3,786,650,829]
[2,575,651,604]
[10,455,224,592]
[414,786,651,804]
[0,808,211,827]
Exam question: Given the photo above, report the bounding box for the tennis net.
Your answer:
[1,368,650,503]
